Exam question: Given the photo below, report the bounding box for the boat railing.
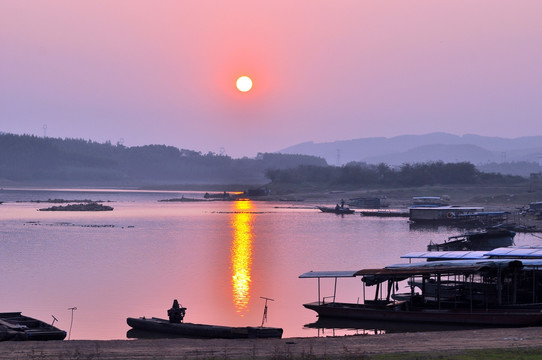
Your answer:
[322,296,336,304]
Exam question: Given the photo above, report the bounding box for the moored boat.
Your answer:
[300,257,542,327]
[427,229,516,251]
[0,312,67,341]
[127,299,283,339]
[126,317,283,339]
[317,206,355,215]
[359,210,409,217]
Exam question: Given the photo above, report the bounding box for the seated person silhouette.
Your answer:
[167,299,186,323]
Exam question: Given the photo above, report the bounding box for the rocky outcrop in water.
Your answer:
[38,202,113,211]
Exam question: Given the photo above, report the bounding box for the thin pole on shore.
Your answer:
[68,307,77,340]
[260,297,274,327]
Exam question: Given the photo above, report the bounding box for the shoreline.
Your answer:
[2,327,542,359]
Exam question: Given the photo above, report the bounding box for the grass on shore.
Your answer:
[358,347,542,360]
[264,347,542,360]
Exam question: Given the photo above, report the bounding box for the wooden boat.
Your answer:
[317,206,355,215]
[427,229,516,251]
[300,257,542,327]
[126,317,283,339]
[359,210,409,217]
[0,312,67,341]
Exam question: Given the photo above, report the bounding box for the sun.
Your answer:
[236,76,253,92]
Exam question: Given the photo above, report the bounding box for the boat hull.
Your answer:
[0,312,66,341]
[303,302,542,327]
[427,229,515,251]
[317,206,355,215]
[126,317,283,339]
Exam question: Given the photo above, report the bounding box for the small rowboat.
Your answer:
[0,312,66,341]
[126,317,283,339]
[317,206,355,215]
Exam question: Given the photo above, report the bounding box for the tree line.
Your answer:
[265,161,525,188]
[0,133,327,186]
[0,133,528,188]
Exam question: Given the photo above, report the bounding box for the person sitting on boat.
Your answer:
[167,299,186,323]
[340,199,345,208]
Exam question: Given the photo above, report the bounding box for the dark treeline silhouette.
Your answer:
[265,161,525,188]
[0,133,327,185]
[1,133,528,188]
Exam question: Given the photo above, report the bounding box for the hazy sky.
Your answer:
[2,1,541,158]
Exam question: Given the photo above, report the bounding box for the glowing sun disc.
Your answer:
[236,76,253,92]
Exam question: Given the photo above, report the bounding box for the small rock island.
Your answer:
[38,202,114,211]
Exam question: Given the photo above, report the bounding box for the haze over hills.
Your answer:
[1,132,541,188]
[0,133,327,187]
[279,133,542,167]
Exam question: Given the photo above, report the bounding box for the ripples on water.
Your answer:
[0,188,540,339]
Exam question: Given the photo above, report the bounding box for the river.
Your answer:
[0,188,540,339]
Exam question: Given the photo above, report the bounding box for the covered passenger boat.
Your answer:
[0,312,67,341]
[300,256,542,327]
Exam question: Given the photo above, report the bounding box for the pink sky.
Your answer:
[1,1,541,157]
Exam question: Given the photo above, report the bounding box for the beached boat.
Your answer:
[126,317,283,339]
[0,312,67,341]
[411,196,450,207]
[317,206,355,215]
[427,229,515,251]
[347,197,385,209]
[300,257,542,327]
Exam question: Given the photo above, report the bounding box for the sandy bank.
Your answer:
[2,327,542,359]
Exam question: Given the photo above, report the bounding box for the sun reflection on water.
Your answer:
[230,200,254,314]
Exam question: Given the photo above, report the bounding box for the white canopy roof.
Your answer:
[401,251,488,260]
[298,270,359,278]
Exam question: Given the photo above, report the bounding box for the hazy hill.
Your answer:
[0,133,327,187]
[279,133,542,167]
[364,144,498,164]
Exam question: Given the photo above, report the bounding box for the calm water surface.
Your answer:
[1,188,540,339]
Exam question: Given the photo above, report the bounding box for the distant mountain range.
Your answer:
[279,133,542,168]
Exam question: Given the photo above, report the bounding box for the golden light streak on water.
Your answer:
[230,200,254,314]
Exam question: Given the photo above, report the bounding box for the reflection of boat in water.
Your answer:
[300,253,542,327]
[427,229,515,251]
[0,312,67,341]
[126,317,283,339]
[317,206,355,215]
[304,317,487,335]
